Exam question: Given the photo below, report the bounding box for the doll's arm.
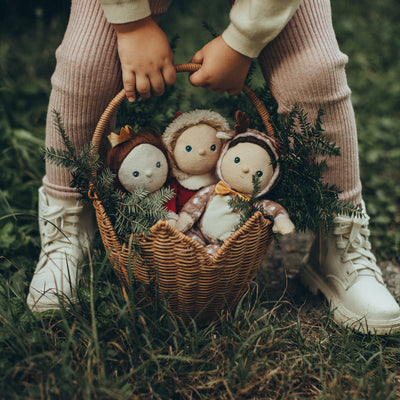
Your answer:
[259,199,295,235]
[175,185,215,232]
[189,0,300,94]
[166,211,178,228]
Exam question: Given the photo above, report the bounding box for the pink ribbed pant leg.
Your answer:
[43,0,172,199]
[43,0,122,199]
[258,0,362,205]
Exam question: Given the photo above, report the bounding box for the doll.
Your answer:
[107,125,169,193]
[162,110,231,214]
[107,125,178,224]
[175,112,295,256]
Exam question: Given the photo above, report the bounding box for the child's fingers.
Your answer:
[191,50,204,65]
[189,66,211,88]
[122,70,136,102]
[162,64,177,87]
[136,75,151,99]
[189,51,206,87]
[148,72,165,97]
[189,71,202,87]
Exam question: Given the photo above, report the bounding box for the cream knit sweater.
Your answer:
[98,0,301,58]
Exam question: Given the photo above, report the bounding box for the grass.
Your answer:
[1,0,400,398]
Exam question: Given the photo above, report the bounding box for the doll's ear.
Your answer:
[216,130,235,140]
[234,110,250,134]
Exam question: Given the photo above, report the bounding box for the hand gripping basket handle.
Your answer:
[91,63,276,154]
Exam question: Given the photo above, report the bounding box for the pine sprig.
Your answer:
[114,187,174,238]
[228,175,272,231]
[44,111,175,243]
[268,104,361,232]
[217,76,361,233]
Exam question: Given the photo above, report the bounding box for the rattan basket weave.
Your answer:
[90,63,276,323]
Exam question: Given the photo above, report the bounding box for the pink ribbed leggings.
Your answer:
[43,0,362,205]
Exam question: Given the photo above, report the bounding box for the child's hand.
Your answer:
[112,17,176,102]
[189,36,252,95]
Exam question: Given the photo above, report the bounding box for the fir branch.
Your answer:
[52,110,76,156]
[228,175,272,231]
[113,187,174,239]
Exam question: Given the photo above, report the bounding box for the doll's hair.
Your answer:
[227,135,278,170]
[107,128,167,175]
[163,109,230,152]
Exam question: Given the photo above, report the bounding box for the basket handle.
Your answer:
[91,62,276,153]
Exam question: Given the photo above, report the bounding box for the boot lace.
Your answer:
[39,203,84,264]
[333,215,382,281]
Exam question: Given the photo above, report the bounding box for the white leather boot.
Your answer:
[27,187,95,311]
[300,205,400,334]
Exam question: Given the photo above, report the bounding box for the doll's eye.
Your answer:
[256,171,263,178]
[156,161,161,168]
[234,157,241,164]
[132,171,140,177]
[210,144,216,151]
[185,145,192,152]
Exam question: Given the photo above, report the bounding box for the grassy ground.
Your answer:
[1,0,400,399]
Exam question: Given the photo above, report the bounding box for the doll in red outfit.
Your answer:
[162,110,231,214]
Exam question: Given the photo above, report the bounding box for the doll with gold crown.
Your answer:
[106,125,178,226]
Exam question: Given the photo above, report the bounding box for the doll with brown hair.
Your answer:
[106,125,177,224]
[175,112,295,257]
[162,110,231,214]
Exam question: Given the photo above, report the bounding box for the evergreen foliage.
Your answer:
[270,104,361,232]
[113,187,174,238]
[44,111,174,241]
[221,83,361,233]
[228,175,273,231]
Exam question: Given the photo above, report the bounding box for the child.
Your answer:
[27,0,400,334]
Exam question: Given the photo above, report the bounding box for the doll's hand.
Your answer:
[166,211,178,228]
[273,215,295,235]
[175,212,194,233]
[166,219,177,228]
[112,17,176,102]
[189,36,252,96]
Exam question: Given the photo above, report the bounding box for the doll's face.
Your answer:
[173,124,223,175]
[220,142,274,195]
[118,143,168,192]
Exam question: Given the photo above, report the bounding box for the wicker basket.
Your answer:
[90,63,276,323]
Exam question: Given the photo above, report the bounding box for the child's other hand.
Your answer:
[189,36,252,95]
[112,17,176,102]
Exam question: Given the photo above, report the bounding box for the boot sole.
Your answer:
[300,256,400,335]
[27,293,77,313]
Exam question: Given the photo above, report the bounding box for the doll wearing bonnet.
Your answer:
[176,119,295,256]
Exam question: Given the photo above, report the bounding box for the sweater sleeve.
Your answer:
[99,0,151,24]
[222,0,302,58]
